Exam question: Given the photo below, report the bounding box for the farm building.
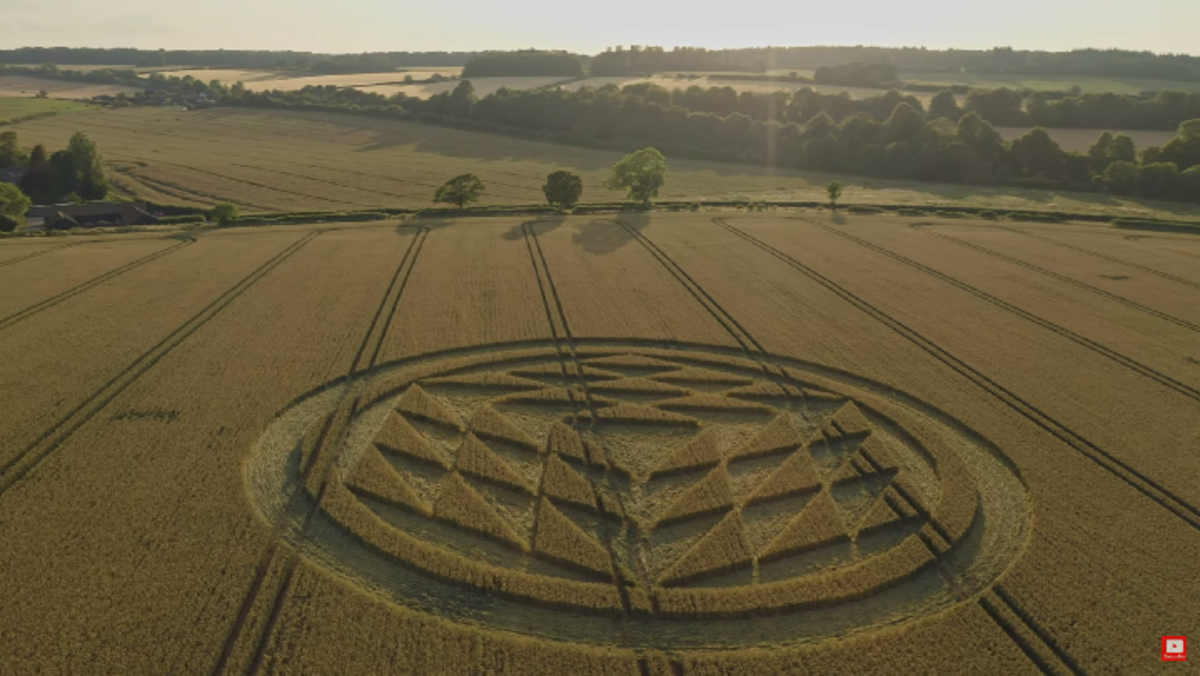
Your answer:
[0,167,28,185]
[27,202,159,229]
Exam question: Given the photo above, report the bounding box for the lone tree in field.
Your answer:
[543,171,583,211]
[435,174,485,209]
[210,202,240,225]
[604,147,668,206]
[827,181,842,209]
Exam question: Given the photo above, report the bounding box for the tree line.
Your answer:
[433,148,667,210]
[0,47,485,70]
[11,45,1200,84]
[225,79,1200,204]
[590,45,1200,83]
[462,51,583,78]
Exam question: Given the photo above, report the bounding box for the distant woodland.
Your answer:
[8,45,1200,83]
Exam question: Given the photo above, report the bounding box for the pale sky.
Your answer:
[1,0,1197,57]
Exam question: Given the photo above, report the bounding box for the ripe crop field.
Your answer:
[8,106,1200,221]
[1,212,1198,674]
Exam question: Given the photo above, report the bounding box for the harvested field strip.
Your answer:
[0,240,81,267]
[217,228,428,676]
[811,220,1200,402]
[0,237,181,319]
[1006,226,1200,290]
[0,238,191,332]
[713,218,1200,534]
[916,225,1200,333]
[0,232,318,495]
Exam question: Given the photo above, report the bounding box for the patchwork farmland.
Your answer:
[1,212,1198,673]
[7,106,1200,221]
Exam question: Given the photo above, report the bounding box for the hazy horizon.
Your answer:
[1,0,1197,59]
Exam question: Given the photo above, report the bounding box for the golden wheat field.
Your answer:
[7,106,1200,222]
[1,212,1198,674]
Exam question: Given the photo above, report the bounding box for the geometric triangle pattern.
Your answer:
[350,350,927,594]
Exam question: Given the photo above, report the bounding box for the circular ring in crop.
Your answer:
[248,341,1030,649]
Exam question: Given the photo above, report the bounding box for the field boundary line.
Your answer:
[214,227,429,676]
[0,240,84,268]
[0,232,319,497]
[805,219,1200,404]
[0,238,193,332]
[912,224,1200,333]
[1001,225,1200,290]
[714,218,1200,531]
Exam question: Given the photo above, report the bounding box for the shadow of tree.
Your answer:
[569,209,653,255]
[502,214,568,241]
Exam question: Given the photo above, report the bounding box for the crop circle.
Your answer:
[248,342,1029,649]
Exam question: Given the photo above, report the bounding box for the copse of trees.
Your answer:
[591,46,759,75]
[463,51,583,78]
[7,131,109,205]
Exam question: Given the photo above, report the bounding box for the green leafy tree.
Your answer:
[1086,131,1114,170]
[20,144,57,205]
[0,131,26,169]
[434,174,485,208]
[827,181,843,209]
[927,90,961,121]
[1107,134,1137,165]
[0,183,32,231]
[54,132,108,201]
[210,202,240,225]
[543,170,583,210]
[954,112,1005,165]
[1103,160,1139,195]
[881,102,926,144]
[1009,128,1066,177]
[604,147,668,206]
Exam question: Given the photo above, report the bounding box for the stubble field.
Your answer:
[6,106,1200,222]
[1,212,1197,674]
